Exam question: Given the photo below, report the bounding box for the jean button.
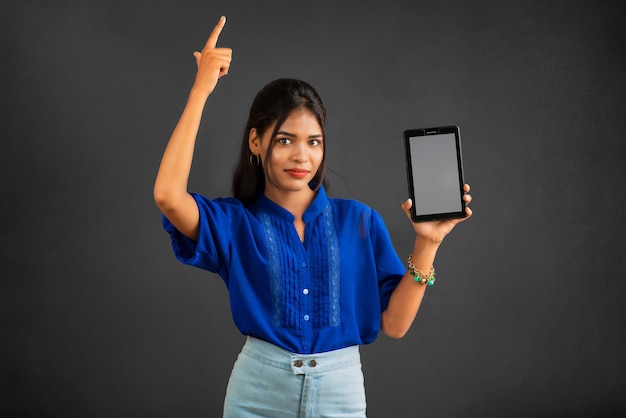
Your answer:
[294,360,303,367]
[309,360,317,367]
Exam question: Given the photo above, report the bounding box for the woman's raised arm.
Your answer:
[153,16,232,241]
[381,185,473,338]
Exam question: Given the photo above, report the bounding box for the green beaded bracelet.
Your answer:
[407,255,436,286]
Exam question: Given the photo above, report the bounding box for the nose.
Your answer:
[291,142,308,163]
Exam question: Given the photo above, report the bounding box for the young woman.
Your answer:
[154,16,472,417]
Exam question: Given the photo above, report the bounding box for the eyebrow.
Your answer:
[276,130,323,139]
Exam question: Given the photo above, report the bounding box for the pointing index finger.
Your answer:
[205,16,226,49]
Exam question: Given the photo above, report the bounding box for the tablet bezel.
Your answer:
[404,125,467,223]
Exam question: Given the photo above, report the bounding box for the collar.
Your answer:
[251,186,329,223]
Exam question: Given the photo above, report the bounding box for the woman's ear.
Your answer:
[249,128,261,155]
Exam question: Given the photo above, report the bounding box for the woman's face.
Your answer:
[249,108,324,201]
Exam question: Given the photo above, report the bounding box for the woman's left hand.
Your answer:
[401,183,473,243]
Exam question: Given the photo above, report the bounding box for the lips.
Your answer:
[284,168,310,179]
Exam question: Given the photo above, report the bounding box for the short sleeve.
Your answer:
[370,209,405,312]
[161,193,244,273]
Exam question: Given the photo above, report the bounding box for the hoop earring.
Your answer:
[249,153,260,167]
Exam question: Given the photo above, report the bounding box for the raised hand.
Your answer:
[401,183,473,243]
[192,16,233,96]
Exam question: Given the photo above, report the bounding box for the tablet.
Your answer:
[404,126,466,222]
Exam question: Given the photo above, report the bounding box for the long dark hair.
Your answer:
[232,78,328,205]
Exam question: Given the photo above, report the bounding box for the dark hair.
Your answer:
[232,78,328,205]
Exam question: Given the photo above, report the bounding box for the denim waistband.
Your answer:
[241,337,361,376]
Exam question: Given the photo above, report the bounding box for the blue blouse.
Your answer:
[162,187,405,354]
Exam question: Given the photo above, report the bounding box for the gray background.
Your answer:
[2,0,625,417]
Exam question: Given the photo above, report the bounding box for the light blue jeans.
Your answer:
[223,337,367,417]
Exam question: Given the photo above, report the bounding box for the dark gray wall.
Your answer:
[2,1,625,417]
